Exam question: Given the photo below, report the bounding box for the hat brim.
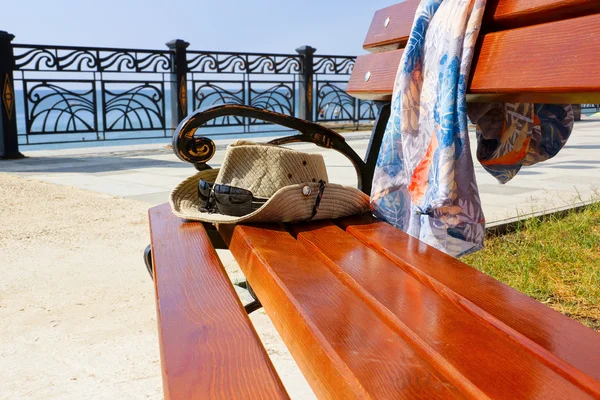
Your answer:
[170,169,371,224]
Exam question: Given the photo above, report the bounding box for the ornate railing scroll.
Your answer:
[12,44,171,144]
[23,80,97,134]
[14,45,172,72]
[313,55,355,75]
[186,51,300,132]
[186,51,301,74]
[249,82,295,124]
[314,55,377,125]
[102,81,166,131]
[192,81,245,126]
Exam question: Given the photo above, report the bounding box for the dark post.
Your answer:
[572,104,581,121]
[296,45,316,122]
[166,39,190,129]
[0,31,23,159]
[362,101,391,195]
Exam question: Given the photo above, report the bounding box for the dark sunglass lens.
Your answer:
[213,185,254,216]
[198,179,212,208]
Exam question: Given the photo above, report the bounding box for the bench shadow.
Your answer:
[0,156,193,174]
[564,144,600,150]
[545,164,600,170]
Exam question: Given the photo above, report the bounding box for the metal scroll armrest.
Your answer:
[172,104,369,193]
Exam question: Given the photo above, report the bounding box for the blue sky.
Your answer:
[5,0,394,55]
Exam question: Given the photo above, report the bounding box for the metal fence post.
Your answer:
[296,45,316,121]
[166,39,190,130]
[0,31,23,159]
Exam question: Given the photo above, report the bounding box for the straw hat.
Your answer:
[170,140,370,224]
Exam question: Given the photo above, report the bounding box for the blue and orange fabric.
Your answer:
[468,103,573,184]
[370,0,573,257]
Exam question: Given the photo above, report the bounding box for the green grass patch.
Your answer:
[463,202,600,331]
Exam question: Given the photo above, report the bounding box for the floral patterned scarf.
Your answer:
[370,0,573,257]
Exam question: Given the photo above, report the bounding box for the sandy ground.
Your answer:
[0,173,314,399]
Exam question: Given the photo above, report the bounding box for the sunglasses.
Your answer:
[198,179,268,217]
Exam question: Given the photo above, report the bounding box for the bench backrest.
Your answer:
[348,0,600,103]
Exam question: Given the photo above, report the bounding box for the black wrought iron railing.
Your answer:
[185,48,302,129]
[0,31,377,156]
[12,43,172,143]
[581,104,600,112]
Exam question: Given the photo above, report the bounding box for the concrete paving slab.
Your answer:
[35,175,168,197]
[131,166,197,177]
[107,172,188,188]
[552,175,600,185]
[478,184,537,196]
[124,191,171,204]
[481,205,519,224]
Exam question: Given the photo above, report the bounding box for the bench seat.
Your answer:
[214,216,600,399]
[149,201,600,398]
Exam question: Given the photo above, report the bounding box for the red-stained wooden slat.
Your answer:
[148,204,289,400]
[349,13,600,103]
[347,50,403,101]
[468,13,600,102]
[218,223,464,400]
[337,214,600,389]
[292,221,600,399]
[363,0,600,51]
[362,0,419,53]
[485,0,600,31]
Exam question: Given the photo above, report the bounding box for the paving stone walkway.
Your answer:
[2,119,600,226]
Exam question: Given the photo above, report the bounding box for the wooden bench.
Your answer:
[147,2,600,398]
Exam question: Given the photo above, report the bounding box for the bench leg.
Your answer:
[235,281,263,314]
[203,222,229,249]
[244,282,263,314]
[244,300,263,314]
[247,282,259,301]
[361,101,391,195]
[145,244,263,314]
[144,244,153,279]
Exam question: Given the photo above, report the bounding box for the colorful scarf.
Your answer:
[370,0,573,257]
[468,103,573,184]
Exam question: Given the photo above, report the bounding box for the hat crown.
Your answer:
[215,141,329,198]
